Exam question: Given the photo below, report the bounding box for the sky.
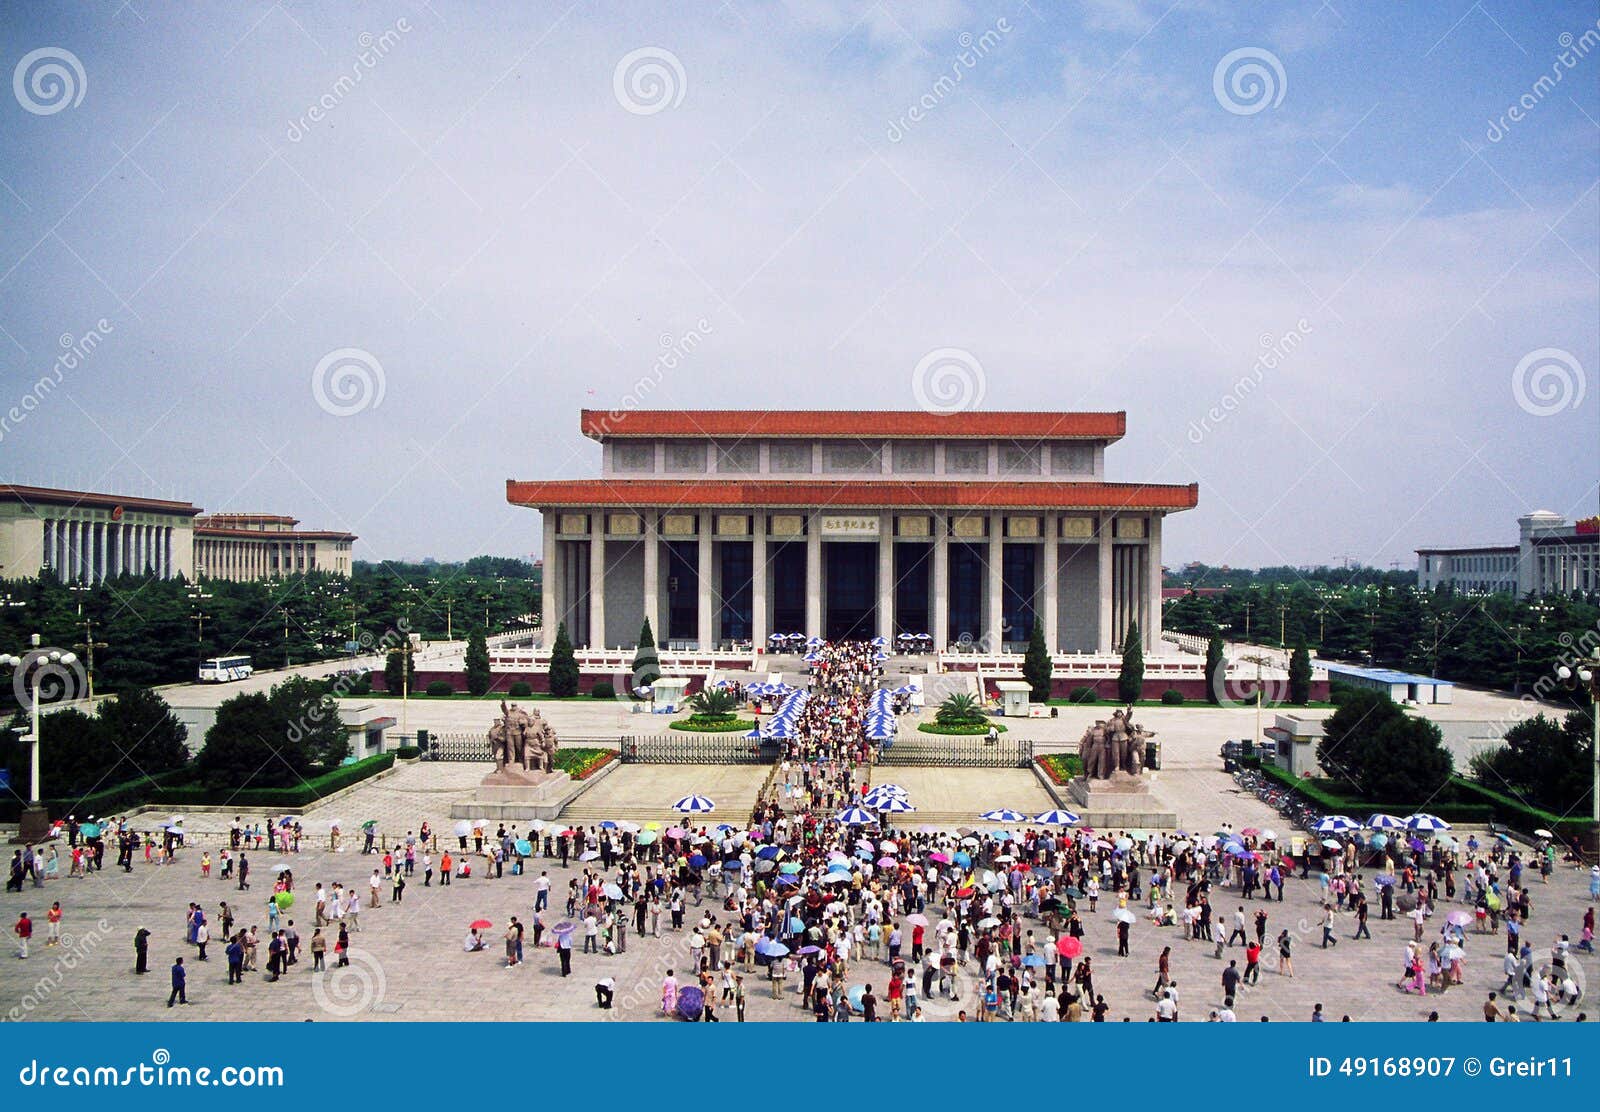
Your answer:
[1,0,1596,570]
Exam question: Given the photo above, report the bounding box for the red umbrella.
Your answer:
[470,919,493,930]
[953,886,976,899]
[1055,936,1083,958]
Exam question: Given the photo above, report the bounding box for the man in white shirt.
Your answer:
[369,869,382,908]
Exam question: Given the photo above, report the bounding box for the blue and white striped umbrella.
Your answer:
[1405,813,1451,832]
[980,808,1028,823]
[875,797,915,814]
[836,807,875,825]
[671,795,716,814]
[1365,813,1406,830]
[1033,809,1081,826]
[870,636,889,647]
[1313,815,1359,834]
[806,636,824,647]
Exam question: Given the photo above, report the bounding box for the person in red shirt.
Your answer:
[46,902,62,947]
[1244,939,1262,984]
[14,912,32,959]
[911,923,926,960]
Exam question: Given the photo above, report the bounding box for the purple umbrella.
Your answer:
[675,985,705,1020]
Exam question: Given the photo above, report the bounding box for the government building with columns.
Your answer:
[508,410,1198,654]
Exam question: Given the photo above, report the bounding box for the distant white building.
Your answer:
[1417,509,1598,596]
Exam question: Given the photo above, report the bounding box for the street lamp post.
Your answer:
[74,617,109,700]
[0,635,79,840]
[1555,647,1600,828]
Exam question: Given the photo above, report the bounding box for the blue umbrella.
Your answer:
[774,875,799,887]
[672,795,716,814]
[756,938,789,957]
[1021,953,1046,967]
[786,916,806,934]
[688,853,708,868]
[1365,813,1405,830]
[953,851,972,869]
[1405,813,1451,832]
[1033,809,1081,826]
[722,858,743,871]
[598,820,617,829]
[837,807,874,825]
[876,798,915,814]
[1313,815,1359,835]
[514,839,532,855]
[756,846,782,860]
[980,809,1027,823]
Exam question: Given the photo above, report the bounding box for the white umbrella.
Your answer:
[169,815,185,826]
[1113,909,1137,924]
[327,819,345,831]
[977,916,1000,929]
[471,819,491,829]
[453,820,472,837]
[1405,813,1451,832]
[980,809,1028,823]
[270,862,291,873]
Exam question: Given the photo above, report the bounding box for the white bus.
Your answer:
[199,655,254,682]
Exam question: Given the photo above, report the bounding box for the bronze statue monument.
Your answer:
[488,700,560,775]
[1076,705,1152,782]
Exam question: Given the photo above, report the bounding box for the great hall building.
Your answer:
[508,410,1198,655]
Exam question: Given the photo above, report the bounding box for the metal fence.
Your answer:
[879,736,1035,768]
[417,732,491,761]
[619,733,779,765]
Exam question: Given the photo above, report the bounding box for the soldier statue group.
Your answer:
[1076,707,1150,781]
[487,700,559,774]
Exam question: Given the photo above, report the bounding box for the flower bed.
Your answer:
[553,747,616,780]
[669,716,757,733]
[1035,753,1083,784]
[917,721,1008,735]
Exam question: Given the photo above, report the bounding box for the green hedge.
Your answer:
[508,681,533,697]
[0,767,195,823]
[670,716,757,733]
[590,682,616,699]
[918,722,1009,735]
[1160,689,1185,705]
[1257,762,1516,829]
[393,746,422,760]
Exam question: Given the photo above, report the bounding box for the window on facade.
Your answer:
[892,442,933,473]
[665,441,707,472]
[612,441,655,473]
[1001,441,1042,475]
[716,441,759,473]
[944,442,987,474]
[1052,442,1093,475]
[822,441,880,472]
[768,441,813,473]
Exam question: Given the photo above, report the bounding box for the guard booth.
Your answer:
[994,679,1032,717]
[652,676,691,713]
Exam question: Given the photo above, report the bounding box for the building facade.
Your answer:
[1417,509,1599,595]
[0,484,199,581]
[193,513,356,581]
[0,485,355,583]
[508,410,1199,653]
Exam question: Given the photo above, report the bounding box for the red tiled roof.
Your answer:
[0,483,202,516]
[507,478,1197,512]
[195,526,356,541]
[580,409,1126,441]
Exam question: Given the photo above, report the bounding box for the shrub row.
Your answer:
[553,748,616,780]
[917,722,1008,735]
[670,715,756,733]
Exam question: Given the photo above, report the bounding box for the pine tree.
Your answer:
[464,626,492,696]
[1288,635,1311,705]
[548,622,580,698]
[1022,620,1052,703]
[1118,619,1144,704]
[632,617,661,691]
[1204,634,1226,705]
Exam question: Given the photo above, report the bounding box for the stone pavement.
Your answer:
[4,815,1594,1023]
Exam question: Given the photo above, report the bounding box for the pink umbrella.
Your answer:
[877,856,898,868]
[906,913,930,927]
[1056,936,1082,958]
[1446,911,1473,927]
[665,827,688,839]
[928,851,952,864]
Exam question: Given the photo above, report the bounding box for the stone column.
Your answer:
[751,517,768,649]
[932,517,949,651]
[1097,513,1113,653]
[92,522,104,583]
[541,511,560,644]
[696,514,714,651]
[1145,514,1162,652]
[805,514,823,641]
[642,511,660,641]
[1042,513,1059,653]
[987,512,1004,651]
[107,521,119,578]
[877,512,895,641]
[588,519,606,649]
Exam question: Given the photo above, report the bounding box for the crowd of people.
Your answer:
[6,640,1598,1024]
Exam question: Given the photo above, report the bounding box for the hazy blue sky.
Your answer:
[2,1,1596,568]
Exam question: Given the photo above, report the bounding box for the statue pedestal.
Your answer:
[474,767,571,804]
[1067,775,1176,829]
